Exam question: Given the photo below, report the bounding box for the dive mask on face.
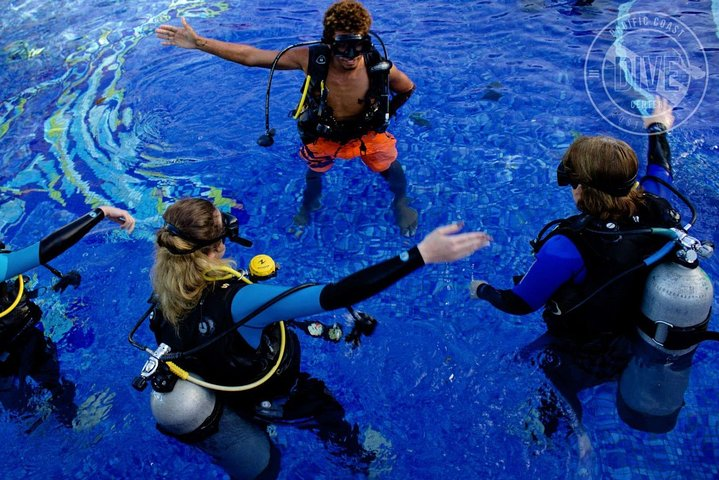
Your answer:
[556,161,579,189]
[331,34,372,59]
[163,211,253,255]
[556,159,637,196]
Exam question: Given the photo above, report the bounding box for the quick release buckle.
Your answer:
[651,320,674,347]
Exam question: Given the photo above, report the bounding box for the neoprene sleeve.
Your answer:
[319,245,424,310]
[476,283,533,315]
[39,208,105,264]
[646,123,672,176]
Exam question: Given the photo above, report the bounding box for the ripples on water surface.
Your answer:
[1,0,718,478]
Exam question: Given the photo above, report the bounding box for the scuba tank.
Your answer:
[131,255,283,440]
[132,342,221,441]
[617,243,714,433]
[150,375,221,440]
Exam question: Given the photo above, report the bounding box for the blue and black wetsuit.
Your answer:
[150,245,426,477]
[1,208,106,282]
[1,208,107,426]
[475,123,678,325]
[474,124,680,429]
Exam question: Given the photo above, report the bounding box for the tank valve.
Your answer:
[698,241,714,259]
[132,343,171,392]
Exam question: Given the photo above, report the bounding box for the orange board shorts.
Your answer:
[299,131,398,173]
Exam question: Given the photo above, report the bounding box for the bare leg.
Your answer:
[380,161,417,236]
[293,169,324,226]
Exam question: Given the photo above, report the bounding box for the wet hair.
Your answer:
[562,135,644,221]
[322,0,372,42]
[152,198,232,327]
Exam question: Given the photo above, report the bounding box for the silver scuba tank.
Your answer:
[151,378,216,436]
[638,261,714,356]
[617,260,714,433]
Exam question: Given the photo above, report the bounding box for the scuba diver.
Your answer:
[1,205,135,427]
[131,197,490,479]
[469,97,711,437]
[155,0,419,236]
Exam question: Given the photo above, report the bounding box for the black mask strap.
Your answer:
[557,161,637,196]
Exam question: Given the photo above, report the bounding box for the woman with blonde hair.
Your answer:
[147,197,490,479]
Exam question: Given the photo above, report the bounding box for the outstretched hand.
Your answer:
[417,222,492,264]
[156,17,201,49]
[98,206,136,234]
[643,96,674,130]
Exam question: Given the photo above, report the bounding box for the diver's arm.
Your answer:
[232,247,426,330]
[640,122,674,198]
[646,123,672,176]
[472,283,533,315]
[232,247,426,347]
[156,18,307,70]
[233,224,491,347]
[2,209,105,281]
[640,96,674,197]
[472,235,585,315]
[388,85,415,117]
[0,206,134,281]
[196,40,308,70]
[39,208,105,264]
[388,66,415,116]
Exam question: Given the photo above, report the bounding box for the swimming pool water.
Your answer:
[1,0,718,478]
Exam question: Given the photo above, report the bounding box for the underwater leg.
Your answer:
[293,169,324,226]
[380,161,417,236]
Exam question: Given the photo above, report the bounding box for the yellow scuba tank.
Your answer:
[617,259,714,433]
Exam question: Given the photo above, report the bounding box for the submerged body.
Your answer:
[472,99,683,427]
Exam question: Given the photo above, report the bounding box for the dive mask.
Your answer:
[220,211,253,247]
[163,211,252,255]
[556,159,637,196]
[556,161,579,189]
[330,34,372,59]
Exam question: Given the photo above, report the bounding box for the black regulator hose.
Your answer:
[258,40,323,147]
[643,174,697,230]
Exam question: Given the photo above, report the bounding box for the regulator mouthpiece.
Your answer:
[257,128,276,147]
[370,60,392,73]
